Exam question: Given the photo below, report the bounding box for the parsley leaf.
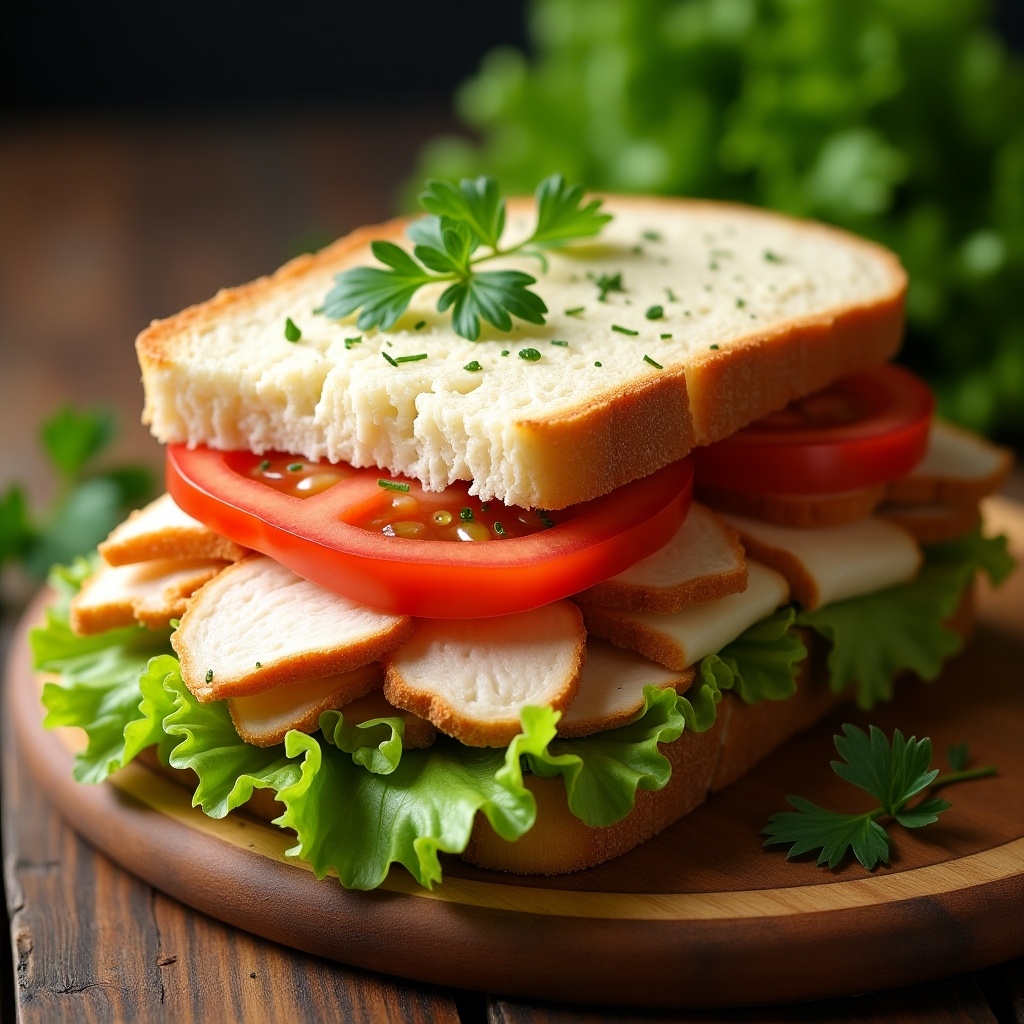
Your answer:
[41,405,117,479]
[322,174,611,341]
[763,725,996,870]
[1,404,157,581]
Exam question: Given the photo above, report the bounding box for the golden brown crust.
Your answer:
[697,484,886,529]
[136,197,906,510]
[461,723,722,875]
[726,534,821,609]
[69,560,228,635]
[173,559,415,702]
[100,524,248,566]
[555,667,694,739]
[885,422,1013,506]
[577,605,690,671]
[227,666,384,747]
[573,507,748,614]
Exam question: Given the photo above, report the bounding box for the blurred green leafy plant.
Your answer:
[0,406,156,582]
[418,0,1024,447]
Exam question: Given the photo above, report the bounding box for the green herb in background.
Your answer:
[762,725,996,870]
[0,405,156,582]
[417,0,1024,449]
[322,174,611,340]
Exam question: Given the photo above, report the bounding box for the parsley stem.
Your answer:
[931,765,998,788]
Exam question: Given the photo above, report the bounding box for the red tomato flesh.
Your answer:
[166,445,693,618]
[691,365,934,495]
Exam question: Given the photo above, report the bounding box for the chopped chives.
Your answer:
[459,507,473,521]
[550,339,568,347]
[381,351,398,367]
[284,317,301,342]
[643,354,663,369]
[344,336,362,349]
[464,360,482,372]
[414,320,426,330]
[645,305,664,320]
[259,459,271,471]
[710,343,720,350]
[493,522,506,537]
[564,306,585,317]
[594,361,602,367]
[660,333,672,339]
[287,463,303,472]
[611,325,638,336]
[519,348,542,361]
[205,669,214,683]
[394,353,428,363]
[378,479,411,492]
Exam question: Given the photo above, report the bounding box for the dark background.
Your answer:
[1,0,1021,117]
[0,1,530,115]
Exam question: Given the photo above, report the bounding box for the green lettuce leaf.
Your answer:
[525,686,685,827]
[798,529,1013,709]
[272,707,557,890]
[161,665,304,818]
[699,607,807,705]
[34,602,173,783]
[319,708,406,775]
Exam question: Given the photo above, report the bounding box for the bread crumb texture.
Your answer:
[138,198,905,509]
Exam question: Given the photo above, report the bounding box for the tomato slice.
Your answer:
[166,445,693,618]
[691,365,934,495]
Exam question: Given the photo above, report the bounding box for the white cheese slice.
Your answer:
[580,560,790,671]
[721,513,921,610]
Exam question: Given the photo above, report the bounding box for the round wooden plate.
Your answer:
[7,498,1024,1009]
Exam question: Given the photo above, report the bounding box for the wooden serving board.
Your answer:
[7,498,1024,1010]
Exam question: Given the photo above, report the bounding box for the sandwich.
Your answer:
[34,177,1014,889]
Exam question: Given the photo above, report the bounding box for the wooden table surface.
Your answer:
[2,112,1023,1023]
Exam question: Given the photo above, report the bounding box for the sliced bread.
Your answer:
[137,197,906,510]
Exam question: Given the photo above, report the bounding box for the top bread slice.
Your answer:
[137,196,906,510]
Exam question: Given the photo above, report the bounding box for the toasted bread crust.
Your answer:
[136,197,906,510]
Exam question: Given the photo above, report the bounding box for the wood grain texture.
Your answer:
[489,973,1004,1023]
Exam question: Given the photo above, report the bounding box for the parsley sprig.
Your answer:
[762,725,996,870]
[0,405,156,581]
[322,175,612,341]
